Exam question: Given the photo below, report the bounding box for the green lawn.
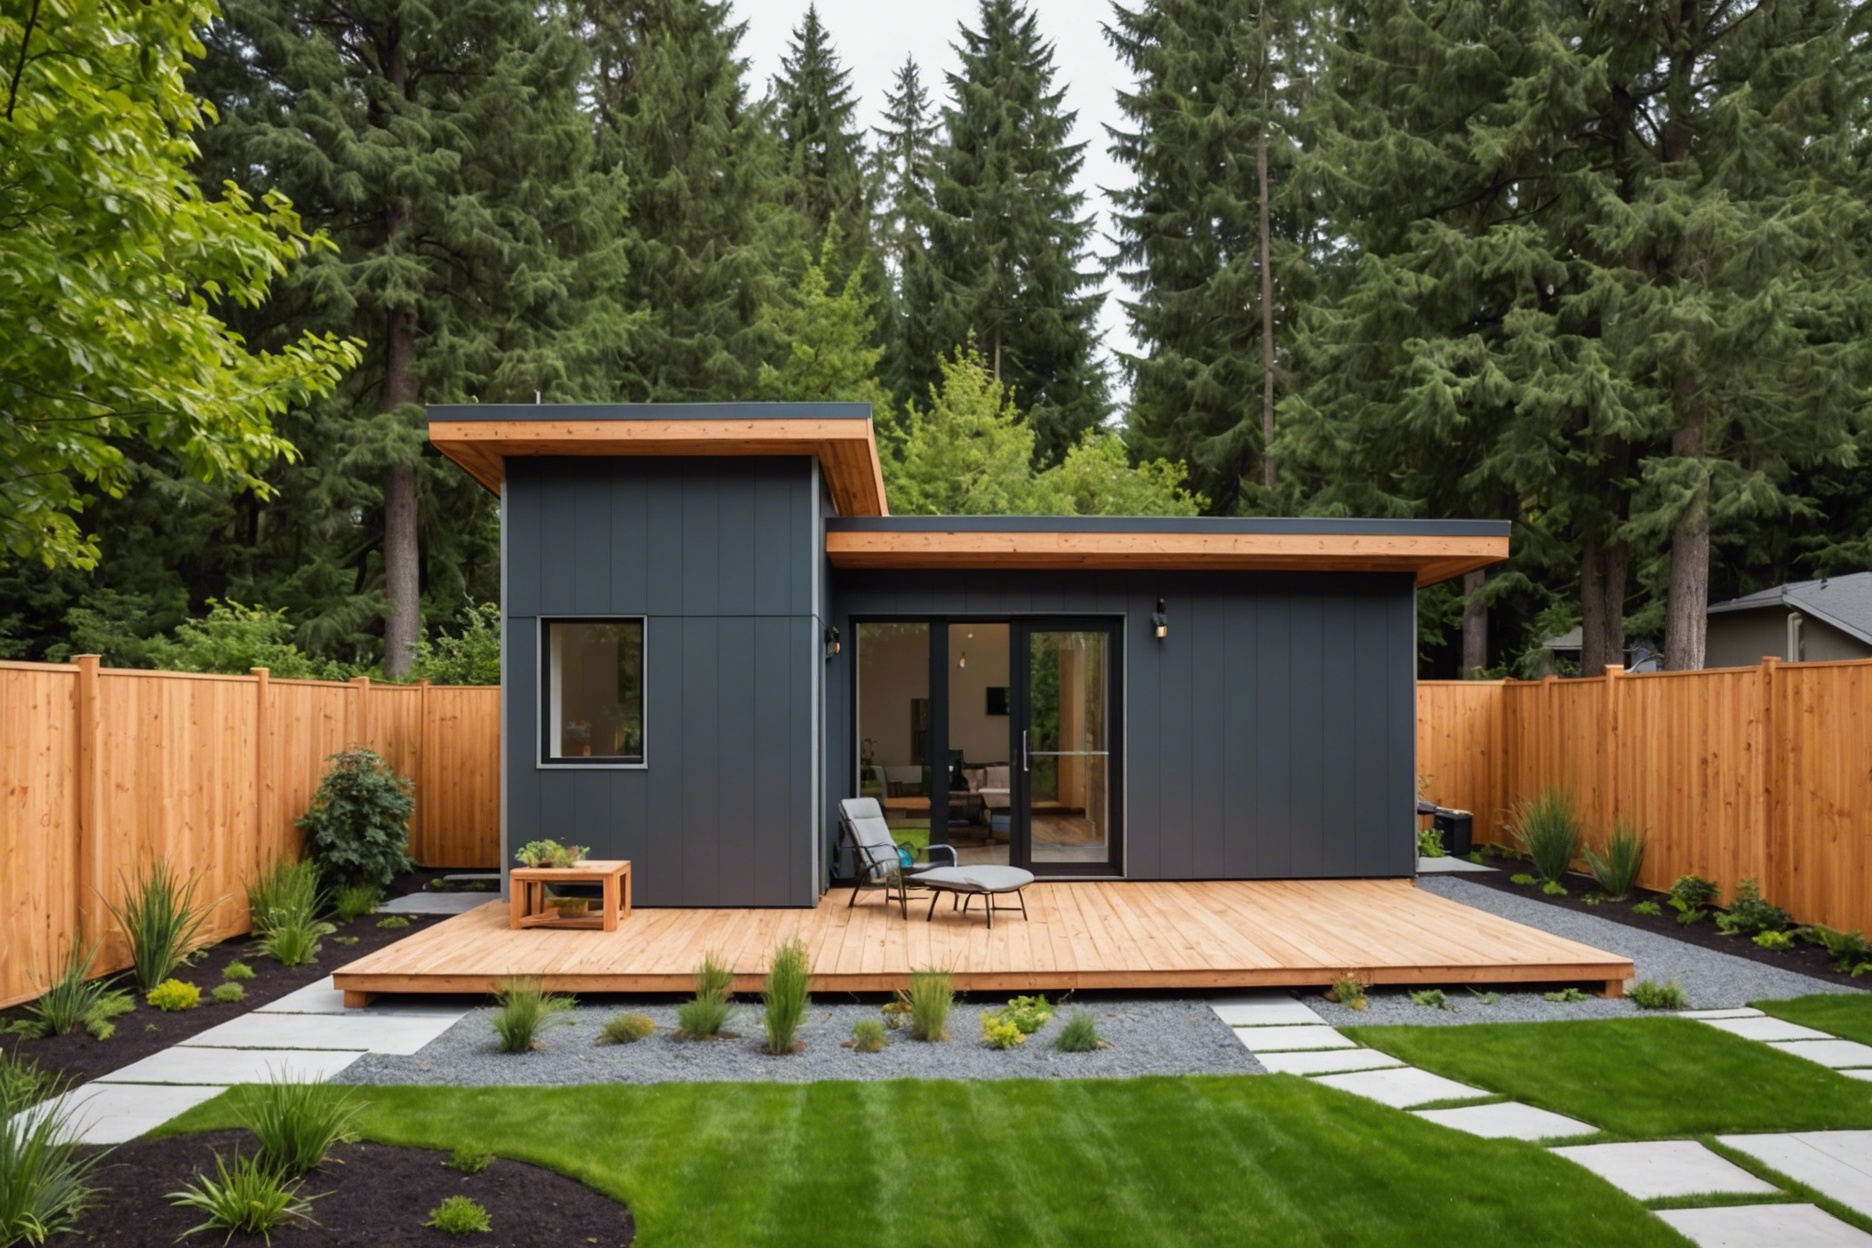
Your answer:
[166,1076,1682,1247]
[1754,993,1872,1045]
[1344,1017,1872,1138]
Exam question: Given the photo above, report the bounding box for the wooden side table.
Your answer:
[509,859,633,932]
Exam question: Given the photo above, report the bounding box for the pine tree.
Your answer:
[584,0,779,402]
[872,57,942,414]
[925,0,1109,465]
[1106,0,1313,515]
[756,238,892,417]
[769,5,873,289]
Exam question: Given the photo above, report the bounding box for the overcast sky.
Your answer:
[736,0,1139,407]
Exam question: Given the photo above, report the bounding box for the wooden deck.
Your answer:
[333,879,1633,1004]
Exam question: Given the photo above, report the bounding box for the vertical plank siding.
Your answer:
[0,662,500,1007]
[1419,658,1872,934]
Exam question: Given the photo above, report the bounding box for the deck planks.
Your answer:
[333,879,1632,1001]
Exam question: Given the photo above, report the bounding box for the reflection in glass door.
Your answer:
[1017,624,1120,874]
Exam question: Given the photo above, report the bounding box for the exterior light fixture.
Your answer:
[1152,598,1168,640]
[824,626,841,659]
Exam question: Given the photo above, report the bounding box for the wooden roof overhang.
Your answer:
[428,403,889,517]
[824,518,1509,588]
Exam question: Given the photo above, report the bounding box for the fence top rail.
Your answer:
[96,667,254,683]
[0,660,77,674]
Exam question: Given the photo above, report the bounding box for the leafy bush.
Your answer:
[597,1014,657,1045]
[236,1079,358,1176]
[848,1019,887,1053]
[998,995,1053,1035]
[1416,825,1445,858]
[445,1144,492,1174]
[146,979,201,1012]
[0,1072,103,1244]
[1510,789,1579,883]
[222,960,256,983]
[23,944,129,1040]
[1325,976,1366,1010]
[1715,878,1791,938]
[880,1001,912,1030]
[1583,820,1647,899]
[1670,874,1720,909]
[333,884,380,923]
[376,915,410,930]
[257,911,337,967]
[169,1151,315,1241]
[106,858,214,992]
[1409,989,1450,1010]
[295,749,414,889]
[1468,989,1501,1006]
[426,1194,492,1235]
[246,857,322,937]
[513,839,586,869]
[212,982,246,1004]
[1801,925,1872,971]
[144,601,346,679]
[1631,900,1663,916]
[982,1013,1026,1049]
[1055,1011,1105,1052]
[1628,980,1688,1010]
[902,969,953,1042]
[676,953,738,1040]
[406,601,502,686]
[1543,987,1589,1003]
[492,979,572,1052]
[1754,930,1796,950]
[1510,873,1538,887]
[761,938,811,1055]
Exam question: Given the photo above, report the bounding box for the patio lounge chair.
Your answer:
[839,797,957,918]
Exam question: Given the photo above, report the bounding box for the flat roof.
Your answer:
[427,403,889,517]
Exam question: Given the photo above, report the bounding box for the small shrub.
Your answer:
[1671,898,1708,926]
[212,982,247,1005]
[1416,825,1445,858]
[24,944,129,1040]
[1540,880,1568,897]
[880,1000,912,1030]
[1409,989,1450,1010]
[1581,892,1607,906]
[902,969,954,1042]
[1055,1011,1105,1052]
[1800,924,1872,971]
[1753,930,1796,951]
[513,839,587,869]
[106,858,214,992]
[1511,788,1579,884]
[333,884,381,923]
[445,1144,493,1174]
[1628,979,1688,1010]
[675,953,738,1040]
[0,1052,53,1111]
[222,960,256,983]
[999,995,1053,1035]
[376,915,411,930]
[0,1075,103,1243]
[237,1078,359,1176]
[1670,874,1720,909]
[1583,820,1647,900]
[426,1195,492,1235]
[257,912,337,967]
[491,979,572,1053]
[169,1151,315,1241]
[1325,975,1367,1010]
[1468,989,1500,1006]
[761,937,812,1055]
[1715,878,1791,938]
[295,748,414,889]
[1510,872,1538,887]
[332,934,360,947]
[597,1014,657,1045]
[982,1013,1026,1049]
[848,1018,887,1052]
[1631,900,1663,916]
[1543,987,1589,1003]
[246,858,322,936]
[1466,851,1486,865]
[146,979,201,1012]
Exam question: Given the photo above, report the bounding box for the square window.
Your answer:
[542,619,645,764]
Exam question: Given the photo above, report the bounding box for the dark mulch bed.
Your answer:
[69,1129,634,1248]
[1,868,490,1087]
[1458,854,1870,989]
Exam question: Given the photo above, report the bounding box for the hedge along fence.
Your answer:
[1418,656,1872,935]
[0,659,499,1007]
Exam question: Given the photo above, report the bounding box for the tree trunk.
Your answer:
[1460,570,1487,678]
[1665,380,1709,671]
[1580,536,1630,675]
[382,300,421,679]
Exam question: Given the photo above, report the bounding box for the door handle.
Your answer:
[1021,730,1029,772]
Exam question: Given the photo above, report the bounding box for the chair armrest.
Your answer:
[921,843,958,867]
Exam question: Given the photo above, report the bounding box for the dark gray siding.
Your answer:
[504,457,820,907]
[828,570,1418,881]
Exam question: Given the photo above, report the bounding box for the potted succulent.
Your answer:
[514,839,588,869]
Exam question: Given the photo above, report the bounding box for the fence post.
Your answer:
[73,655,105,957]
[1602,665,1624,843]
[415,679,431,866]
[251,668,270,883]
[349,674,371,749]
[1760,655,1780,908]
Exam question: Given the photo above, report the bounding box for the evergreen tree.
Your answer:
[925,0,1110,465]
[584,0,779,402]
[769,5,873,289]
[756,238,892,418]
[872,56,943,414]
[1106,0,1313,515]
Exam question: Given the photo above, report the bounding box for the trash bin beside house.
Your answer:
[1433,809,1474,858]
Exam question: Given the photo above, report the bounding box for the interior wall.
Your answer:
[946,623,1011,765]
[857,624,928,774]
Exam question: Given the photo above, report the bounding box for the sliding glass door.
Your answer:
[1013,621,1121,876]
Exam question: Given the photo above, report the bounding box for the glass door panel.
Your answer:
[1019,626,1118,872]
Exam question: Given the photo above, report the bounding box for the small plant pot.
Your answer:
[547,897,591,917]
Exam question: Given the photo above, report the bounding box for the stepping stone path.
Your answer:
[1210,992,1872,1247]
[42,975,471,1146]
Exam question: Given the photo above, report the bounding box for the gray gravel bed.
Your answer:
[337,996,1263,1086]
[1309,875,1846,1028]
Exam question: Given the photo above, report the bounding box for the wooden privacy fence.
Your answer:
[0,660,500,1007]
[1418,657,1872,935]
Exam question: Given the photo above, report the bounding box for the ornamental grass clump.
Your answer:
[106,858,214,992]
[23,944,133,1040]
[1511,789,1579,884]
[236,1078,359,1176]
[295,748,414,890]
[256,909,337,967]
[332,883,380,923]
[0,1073,103,1246]
[901,969,953,1042]
[1583,820,1647,900]
[492,979,573,1053]
[1628,979,1689,1011]
[761,938,811,1055]
[848,1019,887,1053]
[676,953,738,1040]
[168,1151,316,1242]
[246,857,322,936]
[597,1013,657,1045]
[1055,1011,1105,1053]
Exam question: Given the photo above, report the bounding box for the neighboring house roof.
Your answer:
[1707,572,1872,646]
[1543,626,1582,652]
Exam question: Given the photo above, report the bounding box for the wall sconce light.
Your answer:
[823,626,841,659]
[1152,598,1169,641]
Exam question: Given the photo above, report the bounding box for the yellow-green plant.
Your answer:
[212,982,246,1005]
[426,1195,492,1235]
[222,960,256,982]
[849,1019,887,1052]
[146,979,201,1012]
[597,1013,657,1045]
[982,1013,1026,1049]
[1325,976,1367,1010]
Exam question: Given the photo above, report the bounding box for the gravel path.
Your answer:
[337,996,1263,1087]
[1310,875,1845,1028]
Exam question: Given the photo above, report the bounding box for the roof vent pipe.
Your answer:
[1787,610,1804,663]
